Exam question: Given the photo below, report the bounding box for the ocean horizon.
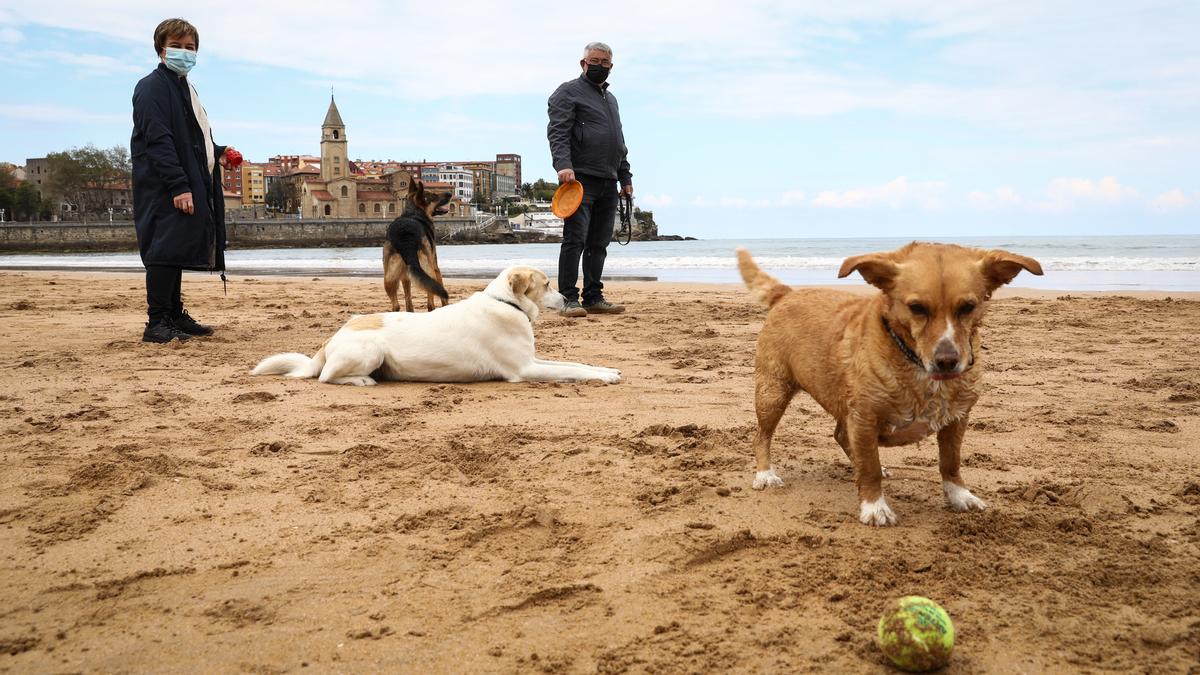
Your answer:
[2,234,1198,291]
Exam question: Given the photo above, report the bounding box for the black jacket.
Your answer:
[547,74,632,185]
[131,63,226,271]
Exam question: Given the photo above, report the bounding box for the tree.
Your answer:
[44,145,131,216]
[266,177,298,211]
[0,172,51,221]
[530,179,557,202]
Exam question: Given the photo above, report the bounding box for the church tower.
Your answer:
[320,95,347,183]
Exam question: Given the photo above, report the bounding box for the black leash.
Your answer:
[616,193,633,246]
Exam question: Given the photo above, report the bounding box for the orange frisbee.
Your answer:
[552,180,584,218]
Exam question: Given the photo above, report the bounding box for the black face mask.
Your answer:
[585,63,610,85]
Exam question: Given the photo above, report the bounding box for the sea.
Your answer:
[2,235,1198,291]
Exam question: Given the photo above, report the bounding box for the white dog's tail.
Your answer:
[737,247,791,308]
[251,344,327,379]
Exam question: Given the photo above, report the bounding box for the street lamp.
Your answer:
[0,208,6,223]
[107,207,114,223]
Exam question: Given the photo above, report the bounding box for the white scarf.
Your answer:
[185,79,215,175]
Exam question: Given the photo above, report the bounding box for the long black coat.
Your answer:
[131,63,226,271]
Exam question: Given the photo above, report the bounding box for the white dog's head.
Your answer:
[489,266,565,318]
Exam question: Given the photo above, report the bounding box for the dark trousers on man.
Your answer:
[557,173,618,304]
[145,265,183,323]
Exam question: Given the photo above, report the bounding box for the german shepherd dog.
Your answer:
[384,178,453,312]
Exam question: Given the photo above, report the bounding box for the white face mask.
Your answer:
[163,47,197,75]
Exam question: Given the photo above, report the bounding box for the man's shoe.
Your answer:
[559,300,587,318]
[143,318,191,343]
[583,299,625,314]
[171,309,214,336]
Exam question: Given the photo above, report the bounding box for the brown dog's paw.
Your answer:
[752,467,784,489]
[859,497,898,526]
[943,481,988,512]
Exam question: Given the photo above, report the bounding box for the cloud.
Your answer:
[687,180,952,211]
[0,103,126,126]
[690,196,771,208]
[1149,188,1193,213]
[967,187,1022,211]
[0,48,143,76]
[1036,176,1138,212]
[6,1,1197,134]
[33,50,143,74]
[688,195,770,209]
[811,177,947,210]
[779,190,807,206]
[638,193,674,208]
[1047,176,1137,203]
[4,1,1198,218]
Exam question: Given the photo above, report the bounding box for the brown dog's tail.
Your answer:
[737,248,791,308]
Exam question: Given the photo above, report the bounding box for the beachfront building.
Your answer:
[223,188,243,211]
[495,153,521,187]
[510,211,564,235]
[2,162,25,182]
[437,165,474,203]
[23,156,132,215]
[345,157,519,202]
[494,172,517,198]
[265,97,517,218]
[291,96,460,219]
[219,162,268,206]
[24,157,52,199]
[241,164,266,205]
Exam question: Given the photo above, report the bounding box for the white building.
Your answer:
[493,172,517,197]
[509,212,564,234]
[437,164,473,202]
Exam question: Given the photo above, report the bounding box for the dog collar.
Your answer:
[488,295,531,322]
[882,316,924,369]
[882,316,979,378]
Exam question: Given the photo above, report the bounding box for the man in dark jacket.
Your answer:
[547,41,633,317]
[131,18,238,343]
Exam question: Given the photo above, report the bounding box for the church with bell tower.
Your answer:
[297,95,429,220]
[318,96,358,217]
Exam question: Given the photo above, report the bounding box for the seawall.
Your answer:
[0,218,482,253]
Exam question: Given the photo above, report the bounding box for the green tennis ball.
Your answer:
[877,596,955,672]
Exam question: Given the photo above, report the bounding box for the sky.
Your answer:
[0,1,1198,238]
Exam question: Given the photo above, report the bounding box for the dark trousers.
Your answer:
[145,265,183,322]
[557,174,618,303]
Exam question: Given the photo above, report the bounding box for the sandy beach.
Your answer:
[1,270,1197,672]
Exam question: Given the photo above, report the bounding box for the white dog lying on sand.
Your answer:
[251,266,621,385]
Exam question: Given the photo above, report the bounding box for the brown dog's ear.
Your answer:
[838,253,900,291]
[509,270,531,297]
[980,250,1043,290]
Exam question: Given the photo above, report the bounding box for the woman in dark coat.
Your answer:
[131,18,239,343]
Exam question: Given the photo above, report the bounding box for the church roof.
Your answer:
[311,190,334,201]
[323,95,344,127]
[357,191,394,200]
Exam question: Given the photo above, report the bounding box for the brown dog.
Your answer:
[383,178,452,312]
[738,242,1042,526]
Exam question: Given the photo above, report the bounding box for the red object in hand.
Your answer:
[224,148,243,168]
